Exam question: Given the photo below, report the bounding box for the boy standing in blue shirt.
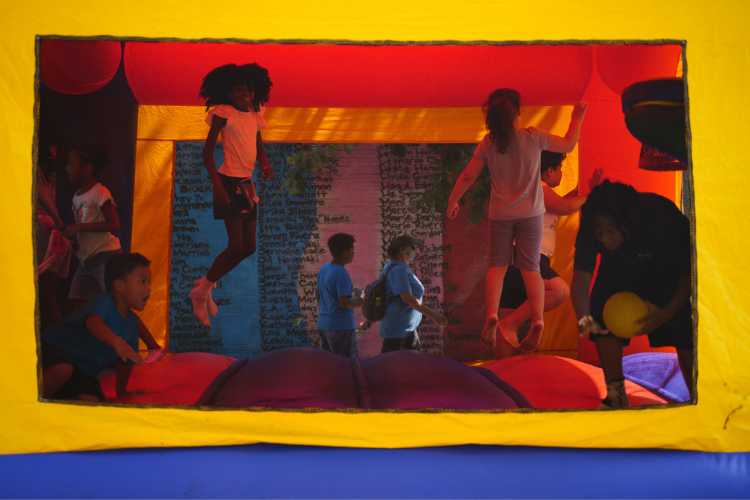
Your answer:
[40,253,152,402]
[315,233,364,358]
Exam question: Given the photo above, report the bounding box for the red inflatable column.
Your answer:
[578,48,676,201]
[577,47,679,364]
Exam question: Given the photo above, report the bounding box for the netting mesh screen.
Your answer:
[169,142,491,361]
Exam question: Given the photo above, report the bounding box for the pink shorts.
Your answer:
[488,215,543,271]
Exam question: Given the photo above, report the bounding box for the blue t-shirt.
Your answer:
[379,260,425,339]
[316,262,355,330]
[41,292,140,377]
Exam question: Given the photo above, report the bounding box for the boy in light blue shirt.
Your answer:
[315,233,364,358]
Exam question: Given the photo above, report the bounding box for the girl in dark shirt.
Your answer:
[571,181,693,408]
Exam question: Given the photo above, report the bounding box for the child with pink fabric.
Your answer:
[190,63,274,326]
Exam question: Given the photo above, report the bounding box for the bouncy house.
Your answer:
[2,1,749,498]
[35,39,689,406]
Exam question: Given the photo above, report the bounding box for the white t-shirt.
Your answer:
[540,212,558,258]
[206,104,268,178]
[71,183,121,262]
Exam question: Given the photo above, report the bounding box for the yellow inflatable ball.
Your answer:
[603,292,649,338]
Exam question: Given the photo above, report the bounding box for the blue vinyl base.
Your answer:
[1,444,749,499]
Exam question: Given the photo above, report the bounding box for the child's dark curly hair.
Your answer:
[199,63,272,112]
[327,233,355,259]
[580,180,645,245]
[540,151,566,175]
[483,88,521,154]
[74,143,110,176]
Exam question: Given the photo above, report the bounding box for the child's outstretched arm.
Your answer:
[85,316,143,365]
[548,102,588,153]
[445,157,486,219]
[204,115,230,209]
[61,200,120,240]
[399,291,449,327]
[257,132,273,180]
[137,316,166,363]
[543,185,588,216]
[136,315,161,350]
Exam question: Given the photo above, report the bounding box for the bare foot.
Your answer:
[189,286,211,327]
[516,319,532,344]
[497,319,520,350]
[519,320,544,353]
[480,315,499,348]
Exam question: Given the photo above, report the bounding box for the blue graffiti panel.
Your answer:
[169,142,313,358]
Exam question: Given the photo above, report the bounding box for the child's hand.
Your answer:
[633,300,671,336]
[115,340,144,365]
[446,201,460,219]
[572,101,588,121]
[38,214,55,232]
[353,296,365,308]
[144,347,166,363]
[213,183,231,210]
[588,168,605,191]
[260,163,274,180]
[62,225,78,240]
[577,315,608,336]
[430,312,449,327]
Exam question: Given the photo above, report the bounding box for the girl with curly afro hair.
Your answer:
[190,63,274,327]
[446,89,587,355]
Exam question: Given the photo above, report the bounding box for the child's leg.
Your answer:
[319,331,332,351]
[207,218,246,282]
[499,277,569,334]
[495,309,518,360]
[41,342,74,398]
[381,337,406,353]
[594,335,630,408]
[205,218,257,281]
[207,218,257,315]
[507,216,545,352]
[191,218,257,325]
[42,349,105,402]
[240,218,258,260]
[482,265,508,347]
[42,363,73,398]
[190,219,242,326]
[65,251,117,315]
[91,249,121,293]
[518,270,544,352]
[483,220,515,348]
[66,268,96,315]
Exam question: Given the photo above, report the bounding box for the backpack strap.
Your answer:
[382,261,403,306]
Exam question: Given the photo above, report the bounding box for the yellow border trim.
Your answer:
[2,0,749,454]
